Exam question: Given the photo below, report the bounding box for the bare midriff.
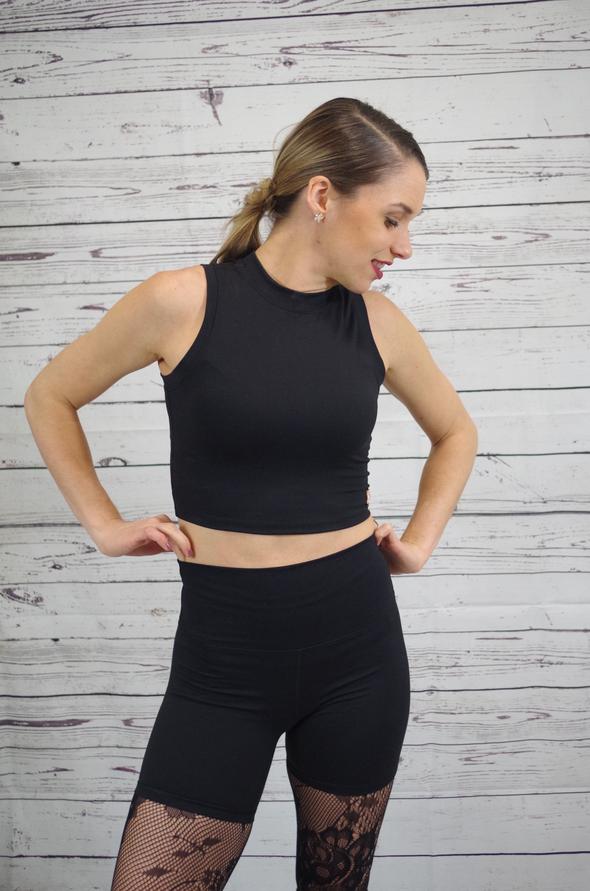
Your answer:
[176,515,379,569]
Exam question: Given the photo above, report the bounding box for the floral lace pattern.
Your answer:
[110,770,393,889]
[288,766,393,889]
[109,792,253,890]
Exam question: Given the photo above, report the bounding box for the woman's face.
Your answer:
[320,163,427,292]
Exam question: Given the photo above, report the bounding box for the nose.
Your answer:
[391,232,412,261]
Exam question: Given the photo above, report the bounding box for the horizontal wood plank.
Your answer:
[5,732,590,802]
[3,4,587,100]
[0,0,536,32]
[2,137,588,227]
[3,205,588,290]
[2,681,589,740]
[3,562,590,613]
[1,454,588,529]
[3,622,588,695]
[1,69,587,161]
[3,792,589,857]
[4,851,590,891]
[3,388,590,469]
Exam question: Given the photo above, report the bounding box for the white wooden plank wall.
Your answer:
[1,0,589,888]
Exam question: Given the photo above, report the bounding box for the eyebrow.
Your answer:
[386,202,421,216]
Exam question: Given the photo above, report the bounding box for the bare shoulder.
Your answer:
[154,264,206,325]
[362,289,476,444]
[24,264,208,409]
[154,264,207,375]
[362,288,438,372]
[360,288,406,374]
[361,286,405,325]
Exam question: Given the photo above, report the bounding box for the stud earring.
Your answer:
[314,212,325,223]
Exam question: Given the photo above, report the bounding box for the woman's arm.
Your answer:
[401,424,478,560]
[368,291,478,569]
[23,271,189,553]
[24,383,124,545]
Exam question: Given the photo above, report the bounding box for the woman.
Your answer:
[24,98,478,889]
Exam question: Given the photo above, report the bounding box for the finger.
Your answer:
[375,524,394,545]
[156,523,193,558]
[144,526,172,552]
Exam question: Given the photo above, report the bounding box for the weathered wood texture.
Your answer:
[1,1,589,889]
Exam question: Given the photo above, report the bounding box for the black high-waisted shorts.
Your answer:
[130,532,411,823]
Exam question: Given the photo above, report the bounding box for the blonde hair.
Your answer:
[210,97,429,265]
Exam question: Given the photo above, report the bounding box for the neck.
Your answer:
[255,229,336,293]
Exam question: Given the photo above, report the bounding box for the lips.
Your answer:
[371,260,384,279]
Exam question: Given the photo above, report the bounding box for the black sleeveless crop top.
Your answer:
[160,250,386,534]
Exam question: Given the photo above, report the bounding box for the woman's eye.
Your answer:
[385,217,399,229]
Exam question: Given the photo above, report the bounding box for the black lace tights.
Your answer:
[110,772,393,890]
[288,766,393,890]
[109,793,253,890]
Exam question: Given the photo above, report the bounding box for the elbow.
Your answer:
[24,369,45,401]
[23,382,37,410]
[23,375,61,413]
[23,381,42,423]
[465,419,479,459]
[24,377,75,415]
[470,417,479,445]
[24,377,44,409]
[461,417,479,448]
[441,417,478,453]
[458,407,478,442]
[435,413,478,449]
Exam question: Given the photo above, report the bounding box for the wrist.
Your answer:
[400,533,431,563]
[87,514,123,548]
